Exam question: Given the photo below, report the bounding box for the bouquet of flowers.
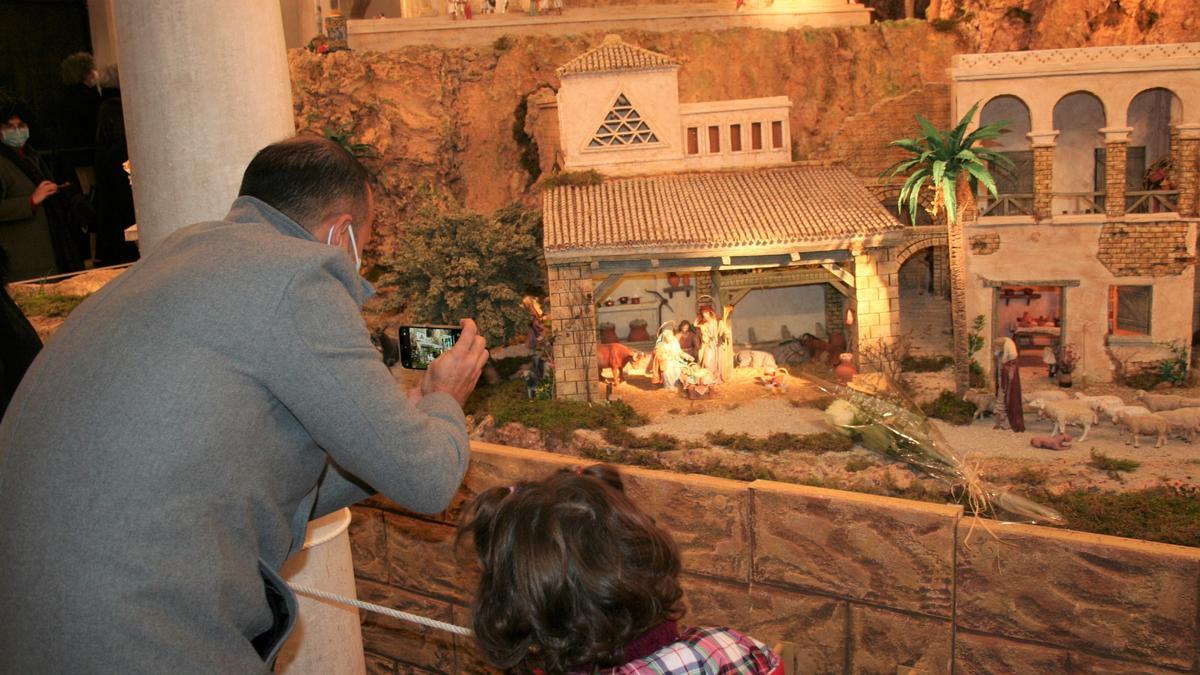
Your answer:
[820,377,1064,527]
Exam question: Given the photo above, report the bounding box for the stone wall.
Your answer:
[348,442,1200,673]
[852,247,900,353]
[547,263,601,401]
[1097,221,1193,277]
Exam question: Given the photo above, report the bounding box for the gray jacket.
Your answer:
[0,197,470,672]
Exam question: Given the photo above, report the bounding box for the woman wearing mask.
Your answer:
[0,100,80,280]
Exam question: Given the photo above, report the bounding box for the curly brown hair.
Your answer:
[458,464,684,674]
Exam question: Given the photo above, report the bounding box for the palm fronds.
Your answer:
[882,101,1015,225]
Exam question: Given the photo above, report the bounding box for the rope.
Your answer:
[288,583,474,637]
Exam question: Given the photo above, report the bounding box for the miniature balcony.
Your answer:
[1125,189,1180,215]
[978,193,1034,218]
[1052,191,1106,216]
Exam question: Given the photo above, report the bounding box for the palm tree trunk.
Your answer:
[948,174,977,396]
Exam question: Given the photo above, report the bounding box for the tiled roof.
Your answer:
[543,165,904,255]
[557,35,680,77]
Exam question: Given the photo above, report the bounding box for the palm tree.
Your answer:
[883,102,1012,396]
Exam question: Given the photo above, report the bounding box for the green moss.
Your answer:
[465,380,645,440]
[1037,486,1200,547]
[537,170,603,189]
[14,292,87,318]
[705,430,852,454]
[602,427,681,452]
[844,456,876,472]
[900,355,953,372]
[920,390,975,426]
[1088,450,1141,480]
[1010,466,1048,487]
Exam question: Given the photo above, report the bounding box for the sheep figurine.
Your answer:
[1114,408,1170,448]
[1102,403,1150,425]
[1134,390,1200,412]
[1023,389,1072,406]
[1073,393,1126,415]
[962,390,996,421]
[1029,399,1097,441]
[1156,408,1200,443]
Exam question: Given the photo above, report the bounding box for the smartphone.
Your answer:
[399,325,463,369]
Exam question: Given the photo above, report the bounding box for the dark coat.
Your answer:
[0,197,470,672]
[0,149,58,280]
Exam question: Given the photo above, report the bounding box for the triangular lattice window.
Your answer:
[588,94,659,148]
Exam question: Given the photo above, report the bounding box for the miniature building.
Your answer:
[952,43,1200,382]
[544,36,903,400]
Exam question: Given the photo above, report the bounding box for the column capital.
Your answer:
[1026,130,1059,147]
[1177,124,1200,141]
[1099,126,1135,143]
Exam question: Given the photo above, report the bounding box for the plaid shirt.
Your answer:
[594,627,783,675]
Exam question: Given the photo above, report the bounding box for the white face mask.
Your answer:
[326,223,361,271]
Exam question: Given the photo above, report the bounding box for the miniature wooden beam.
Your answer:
[820,263,854,288]
[592,274,624,304]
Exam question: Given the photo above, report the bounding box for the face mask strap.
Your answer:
[325,222,361,271]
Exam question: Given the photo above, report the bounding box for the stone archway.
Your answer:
[895,234,952,357]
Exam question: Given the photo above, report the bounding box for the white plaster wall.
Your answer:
[1128,89,1180,169]
[594,273,696,340]
[558,70,684,171]
[678,99,792,171]
[964,222,1196,383]
[980,95,1031,152]
[731,286,826,345]
[1051,93,1105,209]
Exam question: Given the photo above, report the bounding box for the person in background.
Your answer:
[0,98,82,279]
[459,464,783,674]
[91,83,138,265]
[0,135,488,673]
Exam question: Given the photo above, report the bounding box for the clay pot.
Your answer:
[1057,373,1072,388]
[834,353,858,382]
[599,324,619,344]
[628,321,651,342]
[618,296,629,305]
[667,272,681,287]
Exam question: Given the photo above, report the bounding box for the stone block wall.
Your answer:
[823,284,845,338]
[1104,141,1128,218]
[852,247,900,356]
[1032,144,1054,220]
[826,83,953,186]
[349,443,1200,674]
[547,263,601,401]
[1097,221,1192,277]
[1178,136,1199,218]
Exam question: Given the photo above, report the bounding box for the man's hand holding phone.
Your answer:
[413,319,488,408]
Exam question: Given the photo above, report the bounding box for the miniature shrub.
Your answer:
[13,291,87,318]
[465,380,644,440]
[538,170,603,190]
[921,390,976,425]
[492,35,512,52]
[1088,450,1141,480]
[579,444,664,470]
[900,355,953,372]
[705,430,852,454]
[602,427,681,452]
[379,203,544,346]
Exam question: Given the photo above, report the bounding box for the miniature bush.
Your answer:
[705,430,852,455]
[380,204,544,346]
[13,291,87,318]
[602,427,681,452]
[465,380,644,440]
[920,390,976,425]
[1088,450,1141,480]
[900,355,953,372]
[537,170,603,190]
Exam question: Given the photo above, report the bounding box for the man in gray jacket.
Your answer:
[0,135,488,672]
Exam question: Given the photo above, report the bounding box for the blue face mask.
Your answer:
[1,127,29,149]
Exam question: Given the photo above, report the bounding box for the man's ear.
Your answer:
[320,213,355,246]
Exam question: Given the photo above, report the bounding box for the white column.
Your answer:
[114,1,296,254]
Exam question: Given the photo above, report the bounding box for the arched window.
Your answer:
[979,95,1032,216]
[1051,91,1106,215]
[1126,87,1183,213]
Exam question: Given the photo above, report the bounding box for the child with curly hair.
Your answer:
[458,464,783,674]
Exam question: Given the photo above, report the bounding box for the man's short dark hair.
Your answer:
[238,135,370,231]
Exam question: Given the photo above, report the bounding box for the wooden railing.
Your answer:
[979,193,1034,217]
[1125,190,1180,214]
[1052,191,1106,215]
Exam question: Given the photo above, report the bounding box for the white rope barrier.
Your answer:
[288,583,474,637]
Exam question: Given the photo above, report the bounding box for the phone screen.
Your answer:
[399,325,462,369]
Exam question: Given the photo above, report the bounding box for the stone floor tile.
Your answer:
[956,521,1200,670]
[848,604,952,675]
[752,481,960,616]
[356,579,457,672]
[953,632,1068,674]
[746,585,847,675]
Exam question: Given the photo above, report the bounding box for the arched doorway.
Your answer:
[1051,91,1107,215]
[1126,87,1183,213]
[979,94,1033,216]
[897,240,951,357]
